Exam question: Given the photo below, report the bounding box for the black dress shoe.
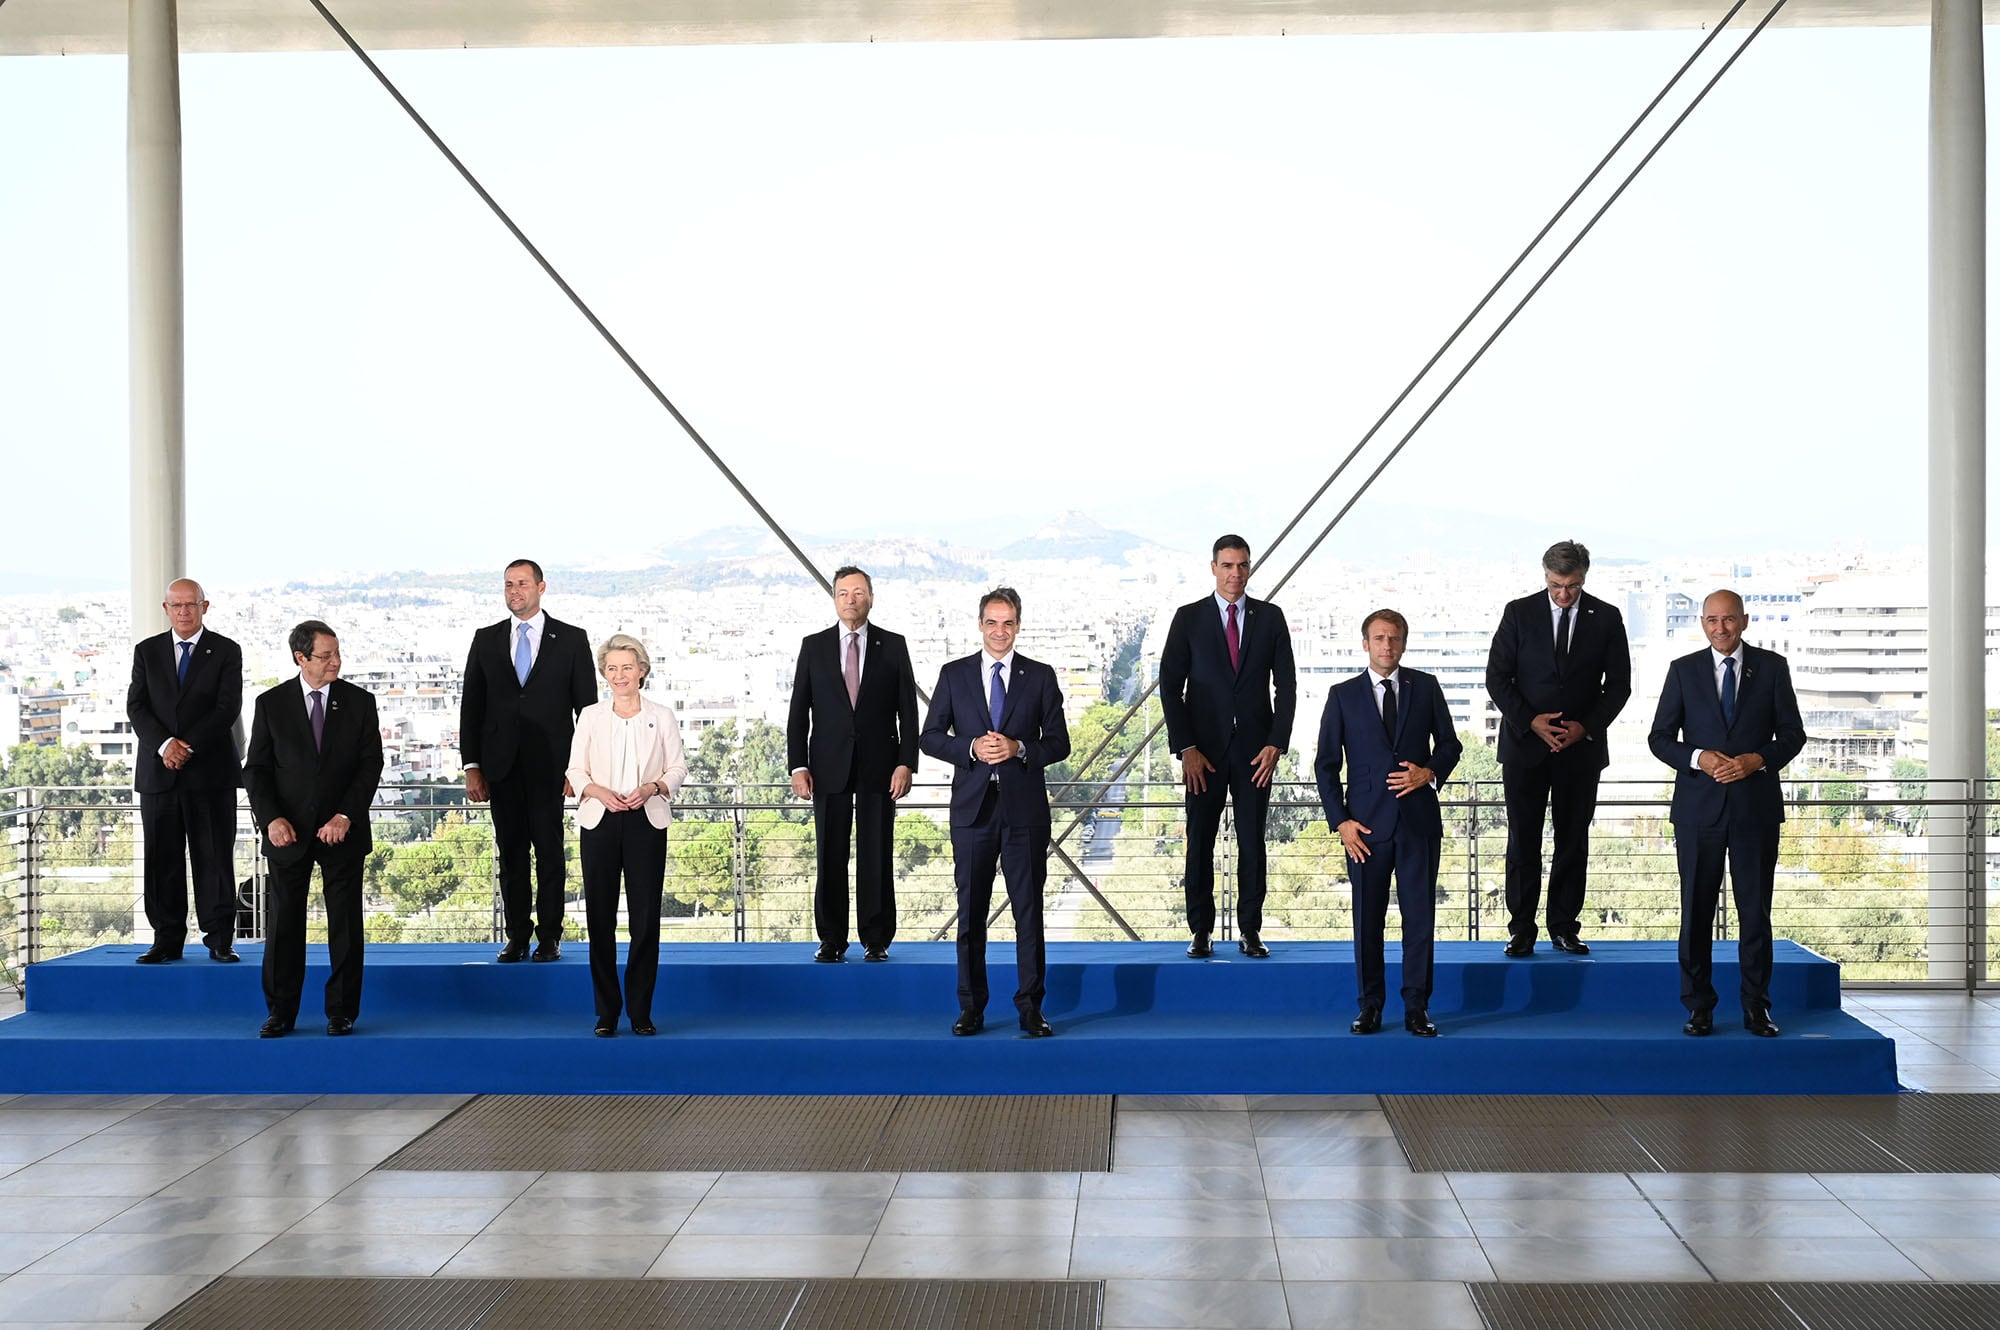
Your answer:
[258,1016,293,1038]
[326,1017,355,1036]
[496,939,529,963]
[206,942,240,963]
[864,945,889,962]
[1019,1010,1054,1038]
[1238,934,1271,959]
[1503,934,1534,958]
[952,1010,984,1036]
[814,942,847,963]
[1404,1010,1439,1037]
[1350,1007,1382,1035]
[136,944,180,965]
[1549,933,1591,955]
[594,1021,616,1038]
[532,939,561,962]
[1186,933,1213,959]
[1683,1009,1715,1037]
[1743,1008,1781,1038]
[631,1019,657,1036]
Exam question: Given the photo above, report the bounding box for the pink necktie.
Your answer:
[1226,603,1241,671]
[843,632,861,708]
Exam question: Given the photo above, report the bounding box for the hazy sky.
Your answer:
[0,20,1982,590]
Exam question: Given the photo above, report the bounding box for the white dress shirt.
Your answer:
[1689,646,1746,771]
[159,628,206,756]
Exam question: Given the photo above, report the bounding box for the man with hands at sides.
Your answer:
[1315,610,1462,1038]
[1158,535,1297,959]
[787,566,920,964]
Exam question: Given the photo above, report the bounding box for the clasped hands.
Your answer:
[161,738,193,770]
[1699,750,1765,785]
[1181,745,1282,795]
[265,814,349,848]
[584,780,663,812]
[972,732,1020,765]
[1530,712,1587,754]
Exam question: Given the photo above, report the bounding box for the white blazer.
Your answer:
[565,695,689,830]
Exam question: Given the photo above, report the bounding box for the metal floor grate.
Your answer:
[1385,1093,2000,1173]
[1472,1283,2000,1330]
[150,1278,1100,1330]
[380,1094,1112,1173]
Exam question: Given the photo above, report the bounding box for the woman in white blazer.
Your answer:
[565,633,688,1036]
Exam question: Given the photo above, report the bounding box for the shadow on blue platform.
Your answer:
[0,940,1896,1096]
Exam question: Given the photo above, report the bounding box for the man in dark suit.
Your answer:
[124,578,244,963]
[1159,534,1297,959]
[244,620,383,1038]
[1484,540,1632,957]
[919,587,1071,1038]
[460,558,598,962]
[1316,609,1463,1037]
[1648,589,1806,1038]
[788,565,920,963]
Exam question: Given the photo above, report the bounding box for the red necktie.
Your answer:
[1225,603,1241,671]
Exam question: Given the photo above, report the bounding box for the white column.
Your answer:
[129,0,185,645]
[1927,0,1985,984]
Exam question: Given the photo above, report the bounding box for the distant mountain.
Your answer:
[998,511,1151,562]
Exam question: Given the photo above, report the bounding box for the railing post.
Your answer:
[22,791,42,967]
[1467,779,1482,941]
[1967,776,1983,993]
[732,781,748,943]
[1218,807,1234,944]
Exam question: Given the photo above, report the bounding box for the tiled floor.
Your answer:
[0,991,1992,1329]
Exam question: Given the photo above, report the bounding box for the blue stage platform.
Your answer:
[0,941,1898,1096]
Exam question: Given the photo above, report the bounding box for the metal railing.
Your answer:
[2,779,1992,993]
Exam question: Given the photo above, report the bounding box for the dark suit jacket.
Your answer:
[786,624,920,795]
[1484,590,1632,770]
[1315,668,1464,841]
[1648,644,1806,829]
[919,653,1071,830]
[245,677,384,865]
[459,614,598,785]
[125,630,244,795]
[1159,595,1297,764]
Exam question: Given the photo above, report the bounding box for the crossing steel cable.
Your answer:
[305,0,834,596]
[1264,0,1791,604]
[1018,0,1787,931]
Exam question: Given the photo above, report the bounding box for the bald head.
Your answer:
[1700,589,1746,656]
[163,579,209,638]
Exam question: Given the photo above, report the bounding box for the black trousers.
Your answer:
[812,788,897,951]
[1346,822,1440,1012]
[139,784,238,951]
[1676,819,1781,1014]
[952,784,1047,1016]
[262,845,364,1023]
[1501,752,1602,939]
[1182,746,1272,936]
[490,763,568,945]
[580,809,667,1026]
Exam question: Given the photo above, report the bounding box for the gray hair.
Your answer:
[1542,540,1591,579]
[596,633,652,680]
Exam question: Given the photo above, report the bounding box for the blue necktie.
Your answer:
[989,660,1006,731]
[515,622,532,686]
[1720,656,1737,727]
[176,640,191,686]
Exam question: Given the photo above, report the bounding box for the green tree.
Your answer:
[668,820,738,914]
[2,742,122,836]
